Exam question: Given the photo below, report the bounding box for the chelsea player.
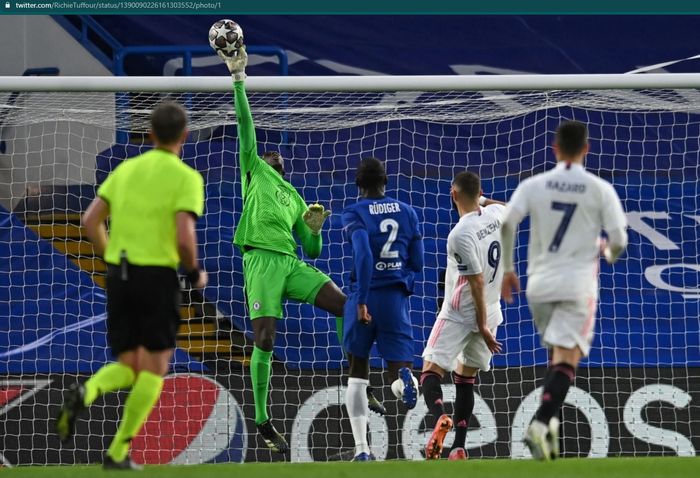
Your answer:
[341,157,424,461]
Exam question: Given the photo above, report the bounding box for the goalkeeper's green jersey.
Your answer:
[232,81,321,258]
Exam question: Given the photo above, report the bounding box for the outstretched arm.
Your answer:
[233,78,259,175]
[222,47,259,176]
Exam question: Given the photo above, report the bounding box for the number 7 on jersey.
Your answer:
[548,201,577,252]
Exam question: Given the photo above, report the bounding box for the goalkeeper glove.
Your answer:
[303,203,332,235]
[217,45,248,82]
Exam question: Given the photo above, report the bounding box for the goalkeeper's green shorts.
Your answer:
[243,248,331,319]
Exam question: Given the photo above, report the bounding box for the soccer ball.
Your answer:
[391,375,419,400]
[209,19,244,57]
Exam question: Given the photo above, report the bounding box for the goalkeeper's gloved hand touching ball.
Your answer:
[218,45,247,82]
[303,204,332,235]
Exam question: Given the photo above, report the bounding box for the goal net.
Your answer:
[1,76,699,466]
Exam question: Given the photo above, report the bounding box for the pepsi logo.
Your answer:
[130,373,247,465]
[0,379,51,416]
[0,386,25,407]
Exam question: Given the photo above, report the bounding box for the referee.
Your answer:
[55,101,207,470]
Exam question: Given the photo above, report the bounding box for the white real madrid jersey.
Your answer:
[503,162,627,302]
[438,204,506,329]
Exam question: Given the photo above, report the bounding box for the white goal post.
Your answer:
[1,73,700,92]
[1,73,699,465]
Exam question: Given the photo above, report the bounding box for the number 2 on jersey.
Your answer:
[379,218,400,259]
[549,201,578,252]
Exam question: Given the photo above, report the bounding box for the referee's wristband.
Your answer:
[186,268,201,285]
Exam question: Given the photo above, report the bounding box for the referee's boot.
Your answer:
[55,382,86,443]
[103,454,143,471]
[257,419,289,454]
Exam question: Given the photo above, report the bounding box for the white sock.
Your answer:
[346,377,370,455]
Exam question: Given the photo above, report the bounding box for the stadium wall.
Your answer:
[90,16,700,76]
[0,120,114,211]
[0,16,111,76]
[0,16,114,210]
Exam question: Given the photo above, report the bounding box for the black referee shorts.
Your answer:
[106,263,181,355]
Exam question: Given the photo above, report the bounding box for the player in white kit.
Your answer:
[420,171,506,461]
[500,121,628,461]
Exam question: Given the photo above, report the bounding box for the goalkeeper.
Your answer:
[219,47,353,454]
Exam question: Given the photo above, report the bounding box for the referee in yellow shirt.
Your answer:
[55,101,206,470]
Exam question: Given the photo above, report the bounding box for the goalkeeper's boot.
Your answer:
[103,454,143,471]
[55,382,86,443]
[448,447,468,461]
[425,414,453,460]
[524,420,552,461]
[366,387,387,416]
[257,419,289,454]
[398,367,418,410]
[352,452,376,462]
[547,417,560,460]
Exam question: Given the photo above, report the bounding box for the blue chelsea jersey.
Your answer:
[342,196,423,293]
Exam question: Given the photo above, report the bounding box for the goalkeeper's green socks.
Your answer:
[83,362,136,406]
[251,345,273,425]
[107,371,163,462]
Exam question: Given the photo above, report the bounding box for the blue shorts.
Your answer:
[343,285,414,362]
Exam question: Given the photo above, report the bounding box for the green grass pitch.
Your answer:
[4,457,700,478]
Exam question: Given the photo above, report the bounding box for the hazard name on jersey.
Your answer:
[545,179,587,193]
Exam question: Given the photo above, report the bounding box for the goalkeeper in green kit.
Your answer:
[218,46,383,454]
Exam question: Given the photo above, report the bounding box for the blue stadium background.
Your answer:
[1,15,699,374]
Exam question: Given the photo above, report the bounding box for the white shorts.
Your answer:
[422,318,498,372]
[529,297,597,357]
